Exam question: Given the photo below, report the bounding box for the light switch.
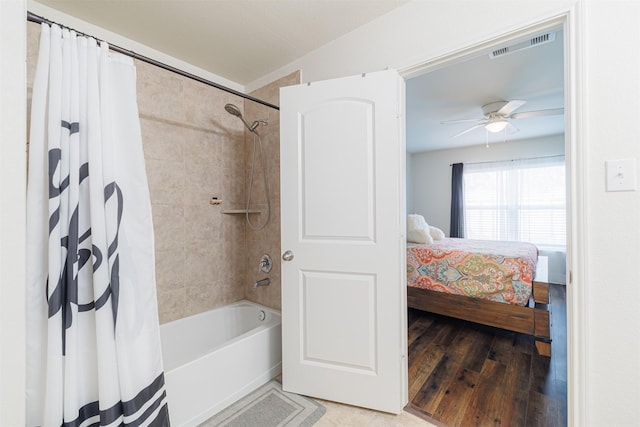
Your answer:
[606,158,637,192]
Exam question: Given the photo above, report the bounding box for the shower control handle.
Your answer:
[282,250,294,262]
[259,254,273,273]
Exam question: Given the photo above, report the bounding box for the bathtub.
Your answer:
[160,300,282,426]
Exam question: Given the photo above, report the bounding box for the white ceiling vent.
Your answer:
[489,32,556,59]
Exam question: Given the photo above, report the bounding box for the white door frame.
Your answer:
[398,9,586,427]
[0,1,27,426]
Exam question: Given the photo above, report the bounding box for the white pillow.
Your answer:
[429,226,445,241]
[408,227,433,244]
[407,214,433,244]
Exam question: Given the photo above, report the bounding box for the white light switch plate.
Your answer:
[606,158,637,192]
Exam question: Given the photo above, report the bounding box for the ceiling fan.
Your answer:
[441,100,564,138]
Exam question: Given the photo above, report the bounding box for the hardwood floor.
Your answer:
[407,284,567,427]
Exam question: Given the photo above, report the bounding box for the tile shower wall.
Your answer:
[136,59,249,323]
[27,21,298,322]
[244,72,300,311]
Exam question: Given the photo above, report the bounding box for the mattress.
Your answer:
[407,238,538,306]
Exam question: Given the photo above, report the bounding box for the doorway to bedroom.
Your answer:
[402,21,568,426]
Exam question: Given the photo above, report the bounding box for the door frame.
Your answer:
[398,9,586,426]
[0,1,27,425]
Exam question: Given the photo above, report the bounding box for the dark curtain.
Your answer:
[450,163,464,238]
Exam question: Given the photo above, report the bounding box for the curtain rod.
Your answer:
[27,11,280,111]
[449,154,564,167]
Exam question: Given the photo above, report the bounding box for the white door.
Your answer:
[280,70,408,414]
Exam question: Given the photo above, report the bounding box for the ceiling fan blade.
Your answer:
[497,99,526,116]
[452,124,485,138]
[441,117,485,125]
[510,108,564,120]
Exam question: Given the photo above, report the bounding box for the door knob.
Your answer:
[282,250,294,261]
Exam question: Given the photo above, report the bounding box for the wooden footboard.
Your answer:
[407,256,551,356]
[532,256,551,356]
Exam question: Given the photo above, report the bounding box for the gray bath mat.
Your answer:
[201,380,325,427]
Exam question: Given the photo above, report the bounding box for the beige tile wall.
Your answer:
[136,59,249,323]
[244,72,300,311]
[26,21,300,323]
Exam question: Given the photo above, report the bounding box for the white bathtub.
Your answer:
[160,300,282,426]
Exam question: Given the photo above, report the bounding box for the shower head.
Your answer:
[224,103,267,132]
[224,103,242,117]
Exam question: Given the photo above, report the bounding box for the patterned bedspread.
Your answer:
[407,238,538,306]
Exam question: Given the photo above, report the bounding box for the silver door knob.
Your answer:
[282,250,294,261]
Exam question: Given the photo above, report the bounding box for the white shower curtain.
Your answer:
[26,23,169,426]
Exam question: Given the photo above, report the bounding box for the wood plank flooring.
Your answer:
[407,284,567,427]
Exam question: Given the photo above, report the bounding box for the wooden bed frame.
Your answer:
[407,256,552,356]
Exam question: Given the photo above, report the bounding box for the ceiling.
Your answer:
[406,29,565,153]
[33,0,409,86]
[32,1,564,154]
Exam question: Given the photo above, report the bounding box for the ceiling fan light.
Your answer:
[485,119,508,133]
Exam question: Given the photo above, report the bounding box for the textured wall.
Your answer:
[244,72,300,311]
[136,58,248,323]
[27,21,299,323]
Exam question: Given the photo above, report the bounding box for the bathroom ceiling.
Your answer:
[32,0,409,86]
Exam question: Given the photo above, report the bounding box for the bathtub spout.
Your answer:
[254,278,270,288]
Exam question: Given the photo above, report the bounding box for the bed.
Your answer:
[407,238,551,356]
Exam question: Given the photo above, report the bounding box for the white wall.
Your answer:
[582,1,640,423]
[248,1,577,91]
[0,1,26,426]
[265,1,640,425]
[410,135,565,234]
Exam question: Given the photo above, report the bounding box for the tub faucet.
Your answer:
[254,278,270,288]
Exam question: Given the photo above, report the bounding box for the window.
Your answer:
[463,156,566,251]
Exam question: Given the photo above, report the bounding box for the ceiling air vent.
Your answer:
[491,47,510,57]
[530,33,551,46]
[489,31,556,59]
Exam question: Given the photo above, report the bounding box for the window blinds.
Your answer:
[463,156,566,251]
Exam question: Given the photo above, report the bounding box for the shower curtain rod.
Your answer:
[27,11,280,111]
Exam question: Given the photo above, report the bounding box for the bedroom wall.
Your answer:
[254,1,640,425]
[406,152,414,213]
[409,134,566,283]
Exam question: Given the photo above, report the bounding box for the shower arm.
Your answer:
[238,115,255,132]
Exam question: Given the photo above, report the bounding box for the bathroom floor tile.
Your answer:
[315,399,437,427]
